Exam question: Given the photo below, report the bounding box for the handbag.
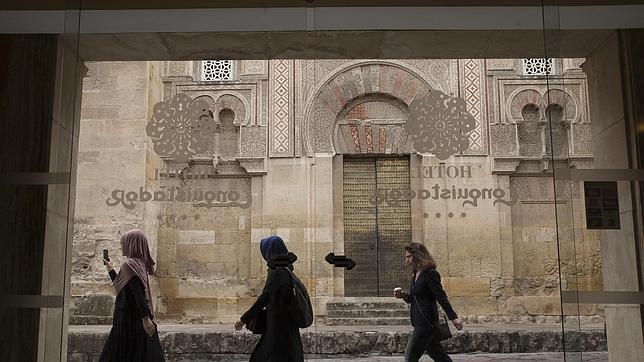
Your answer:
[245,308,267,334]
[413,295,453,341]
[432,314,453,341]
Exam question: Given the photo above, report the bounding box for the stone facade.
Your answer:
[71,58,602,324]
[67,325,607,361]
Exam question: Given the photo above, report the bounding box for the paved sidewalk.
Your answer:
[308,352,608,361]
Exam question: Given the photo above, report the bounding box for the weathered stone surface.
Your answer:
[72,294,114,316]
[72,60,602,326]
[67,325,606,361]
[449,278,491,297]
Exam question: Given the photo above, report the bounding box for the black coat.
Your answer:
[100,270,165,362]
[403,268,458,326]
[241,267,303,362]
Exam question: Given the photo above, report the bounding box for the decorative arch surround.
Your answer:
[303,62,433,155]
[160,71,265,174]
[543,89,578,123]
[505,86,579,124]
[510,89,543,123]
[192,94,217,114]
[492,81,591,172]
[521,103,540,122]
[334,95,412,155]
[216,93,248,126]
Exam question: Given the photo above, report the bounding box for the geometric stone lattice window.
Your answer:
[202,60,233,81]
[522,58,555,75]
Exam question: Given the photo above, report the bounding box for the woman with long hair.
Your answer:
[235,235,304,362]
[100,229,165,362]
[394,242,463,362]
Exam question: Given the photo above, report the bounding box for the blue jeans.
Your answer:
[404,325,452,362]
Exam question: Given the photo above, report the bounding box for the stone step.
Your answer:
[327,309,409,319]
[69,315,113,325]
[326,301,409,311]
[325,317,410,326]
[67,326,607,361]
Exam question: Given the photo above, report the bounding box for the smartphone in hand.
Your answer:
[103,249,110,264]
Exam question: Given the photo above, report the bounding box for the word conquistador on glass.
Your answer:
[106,186,251,209]
[370,185,517,207]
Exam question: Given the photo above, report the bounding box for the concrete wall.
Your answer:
[583,32,644,361]
[1,34,65,362]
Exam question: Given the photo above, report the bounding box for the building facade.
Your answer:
[71,58,602,324]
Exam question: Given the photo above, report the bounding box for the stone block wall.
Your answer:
[71,59,603,324]
[72,61,162,296]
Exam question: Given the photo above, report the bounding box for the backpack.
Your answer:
[282,268,314,328]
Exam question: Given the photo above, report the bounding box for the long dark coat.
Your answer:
[241,267,304,362]
[99,270,165,362]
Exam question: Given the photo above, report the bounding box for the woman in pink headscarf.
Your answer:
[100,229,165,361]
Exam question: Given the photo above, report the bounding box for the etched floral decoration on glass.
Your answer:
[146,93,217,163]
[406,90,476,160]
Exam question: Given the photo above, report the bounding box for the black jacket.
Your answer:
[403,268,458,326]
[100,270,165,362]
[241,267,303,362]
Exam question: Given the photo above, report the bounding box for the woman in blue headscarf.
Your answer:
[235,235,303,362]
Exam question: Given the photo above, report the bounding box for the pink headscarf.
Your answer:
[111,229,156,318]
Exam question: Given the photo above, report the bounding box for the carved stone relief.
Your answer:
[490,125,518,156]
[509,89,543,123]
[156,75,267,175]
[490,77,592,172]
[310,100,335,153]
[165,61,193,78]
[303,62,433,156]
[269,59,294,157]
[518,121,543,157]
[398,59,450,94]
[216,94,248,126]
[334,97,411,155]
[241,60,267,76]
[173,84,255,126]
[510,176,581,201]
[458,59,487,154]
[563,58,585,73]
[240,126,267,158]
[219,109,239,161]
[572,124,593,155]
[487,59,516,71]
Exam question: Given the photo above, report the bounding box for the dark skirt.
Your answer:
[99,308,164,362]
[249,327,304,362]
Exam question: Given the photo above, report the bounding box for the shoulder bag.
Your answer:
[412,295,453,341]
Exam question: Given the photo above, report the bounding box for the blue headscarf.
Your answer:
[260,235,289,262]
